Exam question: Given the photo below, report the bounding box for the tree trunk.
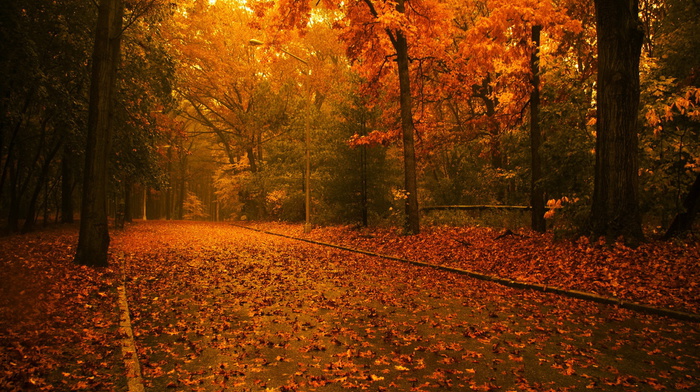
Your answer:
[142,186,148,220]
[530,25,546,233]
[165,145,173,220]
[247,146,258,173]
[590,0,645,243]
[22,141,62,233]
[664,172,700,238]
[177,153,187,220]
[8,116,47,231]
[0,92,33,196]
[61,146,74,223]
[392,0,420,235]
[124,179,133,223]
[42,177,51,226]
[74,0,123,267]
[473,75,505,202]
[7,161,20,232]
[361,144,368,227]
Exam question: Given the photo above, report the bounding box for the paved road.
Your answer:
[112,221,700,391]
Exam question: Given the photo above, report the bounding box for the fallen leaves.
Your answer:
[0,226,124,391]
[257,222,700,315]
[111,221,700,390]
[2,221,700,391]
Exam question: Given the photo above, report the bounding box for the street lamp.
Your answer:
[249,39,313,233]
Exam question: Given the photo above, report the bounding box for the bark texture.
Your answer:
[393,0,420,235]
[61,146,74,223]
[530,25,546,233]
[395,29,420,235]
[590,0,645,243]
[361,0,420,234]
[74,0,123,267]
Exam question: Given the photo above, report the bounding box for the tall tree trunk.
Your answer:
[61,146,74,223]
[392,0,420,234]
[124,179,133,223]
[74,0,124,267]
[142,186,148,220]
[177,161,186,220]
[395,31,420,234]
[42,178,51,226]
[530,25,546,233]
[361,0,419,233]
[247,146,258,173]
[361,144,368,227]
[165,146,173,220]
[590,0,645,243]
[7,161,20,232]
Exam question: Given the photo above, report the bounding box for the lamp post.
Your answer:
[249,39,312,233]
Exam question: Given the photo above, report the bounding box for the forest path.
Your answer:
[110,221,699,391]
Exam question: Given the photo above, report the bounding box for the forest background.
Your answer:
[1,0,699,246]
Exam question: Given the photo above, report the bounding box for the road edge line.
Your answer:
[117,254,146,392]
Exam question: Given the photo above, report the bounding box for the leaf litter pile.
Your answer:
[1,220,699,391]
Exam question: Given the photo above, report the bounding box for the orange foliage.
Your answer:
[162,0,350,163]
[251,0,584,156]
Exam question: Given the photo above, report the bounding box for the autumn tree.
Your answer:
[409,0,583,219]
[530,25,545,232]
[370,0,421,234]
[76,0,172,265]
[0,0,96,232]
[165,1,292,218]
[342,0,459,234]
[183,191,208,220]
[74,0,125,266]
[254,0,455,234]
[111,7,177,223]
[165,1,354,222]
[640,0,700,237]
[589,0,645,243]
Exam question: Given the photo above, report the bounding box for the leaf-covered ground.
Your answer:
[249,223,700,315]
[2,221,700,391]
[115,221,698,391]
[0,226,126,391]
